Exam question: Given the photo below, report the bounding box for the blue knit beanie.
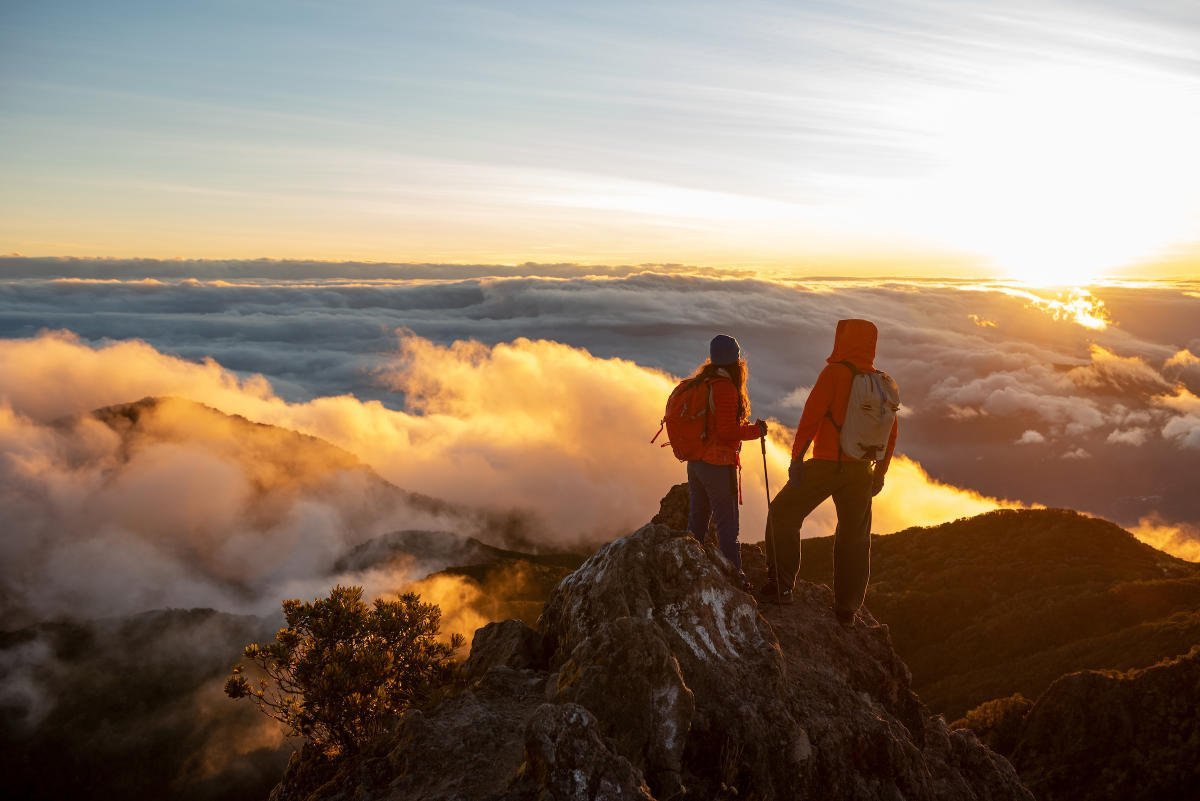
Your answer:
[709,334,741,366]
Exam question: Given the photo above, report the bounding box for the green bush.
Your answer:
[225,585,463,756]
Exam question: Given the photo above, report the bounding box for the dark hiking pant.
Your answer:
[686,460,742,571]
[763,459,872,613]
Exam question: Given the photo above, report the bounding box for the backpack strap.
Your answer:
[822,361,859,466]
[700,376,717,442]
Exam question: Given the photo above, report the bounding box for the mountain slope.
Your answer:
[957,647,1200,801]
[80,396,487,533]
[794,507,1200,717]
[0,609,289,801]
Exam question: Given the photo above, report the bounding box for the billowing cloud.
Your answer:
[1164,348,1200,370]
[1130,516,1200,563]
[1156,388,1200,449]
[1068,345,1173,393]
[1106,428,1149,446]
[1,330,1025,624]
[1015,430,1045,445]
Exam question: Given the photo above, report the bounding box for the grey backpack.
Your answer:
[832,360,900,461]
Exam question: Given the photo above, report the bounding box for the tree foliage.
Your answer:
[225,585,463,755]
[952,693,1034,755]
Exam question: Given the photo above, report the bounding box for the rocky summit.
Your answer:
[273,503,1032,800]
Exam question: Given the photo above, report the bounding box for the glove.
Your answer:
[871,468,886,497]
[755,418,768,437]
[788,456,805,485]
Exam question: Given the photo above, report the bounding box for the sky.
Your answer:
[2,0,1199,280]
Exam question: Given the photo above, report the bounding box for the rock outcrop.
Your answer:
[959,647,1200,801]
[272,490,1033,800]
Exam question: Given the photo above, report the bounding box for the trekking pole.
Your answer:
[760,435,782,604]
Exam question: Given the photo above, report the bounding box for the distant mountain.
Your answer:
[78,396,482,532]
[80,396,565,554]
[336,529,587,625]
[794,507,1200,718]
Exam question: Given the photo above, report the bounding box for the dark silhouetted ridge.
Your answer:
[794,506,1200,717]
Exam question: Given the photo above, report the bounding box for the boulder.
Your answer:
[465,620,546,680]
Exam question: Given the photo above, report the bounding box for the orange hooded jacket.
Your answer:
[790,319,898,471]
[701,370,762,466]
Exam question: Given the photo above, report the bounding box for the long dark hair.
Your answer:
[687,359,750,423]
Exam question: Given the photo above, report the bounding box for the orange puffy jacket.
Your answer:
[790,319,899,471]
[701,372,762,466]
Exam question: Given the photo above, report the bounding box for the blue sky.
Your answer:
[2,1,1199,278]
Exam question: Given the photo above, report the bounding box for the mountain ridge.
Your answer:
[790,503,1200,716]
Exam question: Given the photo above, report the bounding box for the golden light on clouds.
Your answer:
[2,330,1022,548]
[998,287,1111,330]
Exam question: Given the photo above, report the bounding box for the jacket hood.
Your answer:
[826,319,878,370]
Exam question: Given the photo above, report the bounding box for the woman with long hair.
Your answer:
[686,334,767,590]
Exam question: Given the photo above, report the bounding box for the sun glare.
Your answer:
[1001,287,1111,330]
[901,63,1200,285]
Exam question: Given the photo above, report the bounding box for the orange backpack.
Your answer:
[651,377,714,461]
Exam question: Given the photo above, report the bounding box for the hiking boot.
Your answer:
[757,580,793,605]
[834,607,857,630]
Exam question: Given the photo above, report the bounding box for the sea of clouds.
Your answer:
[2,257,1200,625]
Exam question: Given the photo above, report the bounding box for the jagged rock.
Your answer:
[381,668,547,800]
[272,510,1034,801]
[513,703,654,801]
[650,484,690,531]
[540,525,805,799]
[551,617,694,797]
[465,620,546,680]
[1004,646,1200,801]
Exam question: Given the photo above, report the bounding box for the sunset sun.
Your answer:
[904,63,1200,285]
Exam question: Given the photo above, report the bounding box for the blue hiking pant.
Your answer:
[686,460,742,571]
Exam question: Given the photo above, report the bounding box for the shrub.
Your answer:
[952,693,1034,756]
[225,585,463,755]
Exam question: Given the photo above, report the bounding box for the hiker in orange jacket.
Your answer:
[686,334,767,591]
[760,319,898,625]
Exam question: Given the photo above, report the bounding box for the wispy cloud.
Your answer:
[3,2,1199,274]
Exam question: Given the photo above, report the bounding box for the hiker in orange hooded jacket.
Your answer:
[760,319,898,625]
[686,334,767,591]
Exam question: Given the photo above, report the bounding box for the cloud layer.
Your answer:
[3,260,1196,533]
[1,329,1027,627]
[2,264,1198,634]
